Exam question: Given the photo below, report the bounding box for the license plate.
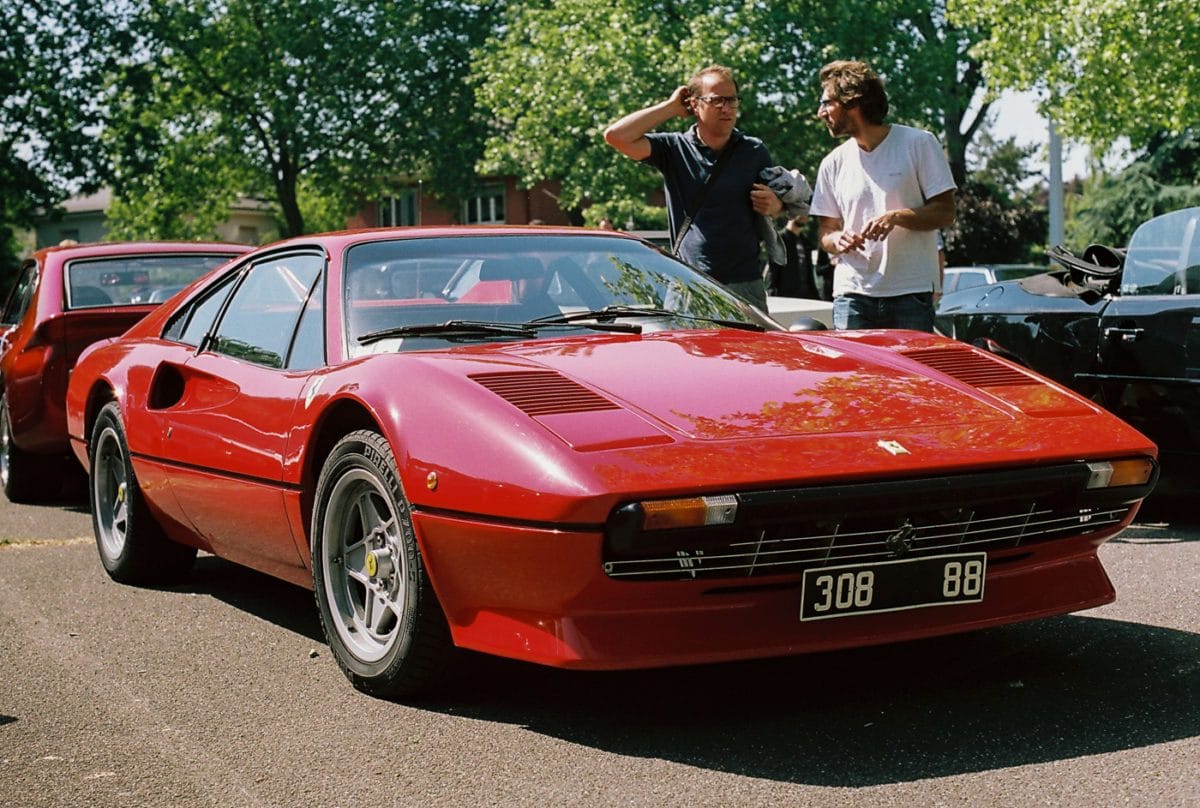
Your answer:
[800,552,986,621]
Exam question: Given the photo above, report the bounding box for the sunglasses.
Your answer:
[695,94,740,109]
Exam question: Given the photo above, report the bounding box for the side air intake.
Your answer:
[901,346,1031,388]
[470,371,620,416]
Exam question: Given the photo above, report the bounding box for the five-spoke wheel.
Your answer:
[89,402,195,584]
[312,430,453,697]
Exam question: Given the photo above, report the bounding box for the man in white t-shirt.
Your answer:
[809,60,956,331]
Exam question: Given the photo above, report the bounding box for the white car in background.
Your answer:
[943,264,1048,295]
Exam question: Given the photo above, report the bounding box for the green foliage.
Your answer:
[475,0,991,214]
[1,0,112,283]
[582,201,669,230]
[945,133,1046,264]
[948,0,1200,152]
[945,179,1046,264]
[105,0,503,238]
[1066,166,1200,251]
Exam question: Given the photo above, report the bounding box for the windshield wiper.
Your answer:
[358,320,536,345]
[529,305,765,332]
[358,318,641,346]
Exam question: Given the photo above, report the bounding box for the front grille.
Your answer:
[602,500,1127,581]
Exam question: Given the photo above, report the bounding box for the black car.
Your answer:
[936,206,1200,491]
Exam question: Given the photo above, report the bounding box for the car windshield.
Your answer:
[1119,207,1200,296]
[343,234,776,355]
[67,253,236,309]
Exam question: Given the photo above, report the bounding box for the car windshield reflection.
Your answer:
[343,235,775,355]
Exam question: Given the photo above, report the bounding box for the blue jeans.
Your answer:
[832,293,935,332]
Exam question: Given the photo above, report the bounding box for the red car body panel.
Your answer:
[1,241,250,456]
[64,227,1157,669]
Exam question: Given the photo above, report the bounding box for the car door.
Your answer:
[1095,208,1200,457]
[156,251,326,577]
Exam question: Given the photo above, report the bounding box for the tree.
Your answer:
[947,0,1200,152]
[105,0,503,239]
[944,131,1046,264]
[1065,130,1200,249]
[474,0,993,219]
[1,0,112,286]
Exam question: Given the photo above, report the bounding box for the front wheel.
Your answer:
[311,430,455,698]
[90,402,195,584]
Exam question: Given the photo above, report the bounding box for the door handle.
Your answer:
[1103,327,1144,343]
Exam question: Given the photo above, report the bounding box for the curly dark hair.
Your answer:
[819,60,888,124]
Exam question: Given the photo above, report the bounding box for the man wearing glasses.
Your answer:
[810,60,956,331]
[604,64,782,308]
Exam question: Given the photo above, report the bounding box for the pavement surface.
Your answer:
[1,491,1197,807]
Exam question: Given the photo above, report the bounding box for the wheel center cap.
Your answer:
[365,549,393,580]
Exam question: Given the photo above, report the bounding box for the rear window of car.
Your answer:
[65,254,235,309]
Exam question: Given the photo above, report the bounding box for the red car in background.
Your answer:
[0,241,250,502]
[64,227,1157,700]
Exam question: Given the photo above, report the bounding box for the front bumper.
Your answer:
[412,509,1123,670]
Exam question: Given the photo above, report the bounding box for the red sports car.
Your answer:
[1,240,250,502]
[65,227,1157,699]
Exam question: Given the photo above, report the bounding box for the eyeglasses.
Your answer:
[695,94,740,109]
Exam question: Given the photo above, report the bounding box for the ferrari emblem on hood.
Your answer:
[877,440,910,456]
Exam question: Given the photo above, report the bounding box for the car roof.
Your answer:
[252,226,641,254]
[31,241,253,263]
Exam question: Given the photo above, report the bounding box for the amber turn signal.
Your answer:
[640,494,737,530]
[1085,458,1155,489]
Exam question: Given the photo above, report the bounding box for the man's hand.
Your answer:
[860,211,899,242]
[668,85,693,118]
[750,183,783,217]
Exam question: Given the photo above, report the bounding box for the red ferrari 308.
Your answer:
[64,227,1157,699]
[1,241,250,502]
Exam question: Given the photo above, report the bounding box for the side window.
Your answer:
[210,254,323,368]
[1,263,39,326]
[164,271,240,345]
[286,274,325,370]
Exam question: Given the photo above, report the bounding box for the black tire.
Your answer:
[311,430,455,698]
[0,393,62,503]
[89,402,196,584]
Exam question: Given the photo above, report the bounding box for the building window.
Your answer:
[378,189,419,226]
[237,226,259,244]
[462,185,505,224]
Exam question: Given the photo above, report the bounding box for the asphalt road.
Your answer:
[1,491,1197,807]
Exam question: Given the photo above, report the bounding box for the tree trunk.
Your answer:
[275,155,304,237]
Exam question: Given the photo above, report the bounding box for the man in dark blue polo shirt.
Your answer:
[604,64,782,308]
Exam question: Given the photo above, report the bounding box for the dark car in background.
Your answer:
[0,241,250,502]
[936,206,1200,491]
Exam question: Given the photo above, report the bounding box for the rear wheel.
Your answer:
[311,430,455,698]
[0,393,61,503]
[90,402,195,584]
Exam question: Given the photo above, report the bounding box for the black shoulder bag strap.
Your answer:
[672,139,740,256]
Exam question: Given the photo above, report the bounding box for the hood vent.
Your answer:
[471,370,620,416]
[901,346,1031,388]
